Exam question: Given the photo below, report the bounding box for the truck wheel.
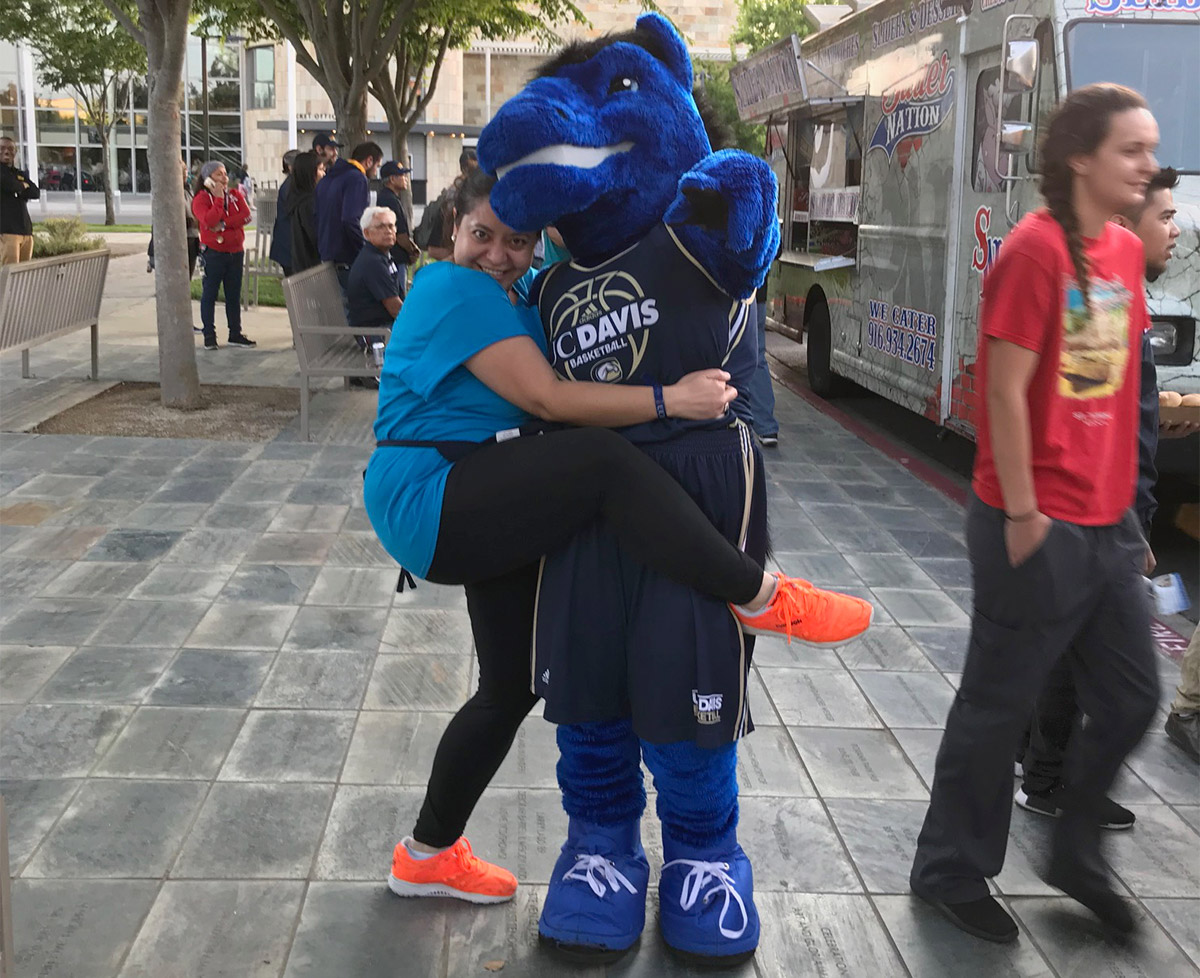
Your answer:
[806,301,841,397]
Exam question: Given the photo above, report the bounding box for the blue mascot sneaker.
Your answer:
[538,818,650,962]
[658,831,760,966]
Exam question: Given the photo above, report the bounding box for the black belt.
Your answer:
[375,421,560,594]
[376,421,559,462]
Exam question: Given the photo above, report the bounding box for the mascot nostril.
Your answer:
[484,10,777,968]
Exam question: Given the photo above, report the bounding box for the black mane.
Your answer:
[534,28,670,79]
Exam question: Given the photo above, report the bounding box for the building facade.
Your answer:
[1,0,740,206]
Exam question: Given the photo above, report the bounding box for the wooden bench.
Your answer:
[282,261,387,440]
[0,249,110,380]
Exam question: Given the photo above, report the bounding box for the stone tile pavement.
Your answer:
[1,385,1198,976]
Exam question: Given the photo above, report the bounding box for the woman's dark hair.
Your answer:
[453,168,498,226]
[1038,83,1147,317]
[291,151,322,195]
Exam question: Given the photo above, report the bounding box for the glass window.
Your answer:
[1066,19,1199,173]
[37,146,77,189]
[79,146,106,192]
[35,106,75,142]
[248,47,274,110]
[971,67,1019,193]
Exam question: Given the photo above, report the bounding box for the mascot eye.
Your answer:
[607,76,639,95]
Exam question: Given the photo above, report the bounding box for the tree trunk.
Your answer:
[145,0,201,409]
[392,129,413,215]
[333,87,370,152]
[99,129,116,225]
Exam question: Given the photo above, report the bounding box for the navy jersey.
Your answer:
[530,223,756,444]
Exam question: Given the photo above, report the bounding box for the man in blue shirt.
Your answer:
[315,140,383,292]
[346,205,404,389]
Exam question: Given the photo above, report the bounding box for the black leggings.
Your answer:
[411,426,764,846]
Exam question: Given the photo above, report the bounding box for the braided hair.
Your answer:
[1038,84,1147,318]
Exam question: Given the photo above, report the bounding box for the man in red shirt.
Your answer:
[910,86,1161,943]
[192,161,256,351]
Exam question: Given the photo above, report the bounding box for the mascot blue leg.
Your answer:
[540,719,650,960]
[643,739,761,965]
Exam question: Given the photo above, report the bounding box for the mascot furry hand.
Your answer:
[477,12,777,967]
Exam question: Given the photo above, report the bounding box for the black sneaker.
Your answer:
[1015,784,1135,830]
[203,338,219,351]
[227,334,257,348]
[1165,711,1200,763]
[349,375,380,390]
[911,886,1018,943]
[758,433,779,448]
[1045,852,1135,933]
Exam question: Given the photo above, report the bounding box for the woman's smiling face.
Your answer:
[452,198,537,292]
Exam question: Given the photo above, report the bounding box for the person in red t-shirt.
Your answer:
[910,84,1161,943]
[192,161,256,351]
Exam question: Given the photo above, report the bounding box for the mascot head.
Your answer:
[477,13,711,263]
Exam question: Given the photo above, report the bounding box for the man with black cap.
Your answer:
[312,132,341,169]
[376,160,419,294]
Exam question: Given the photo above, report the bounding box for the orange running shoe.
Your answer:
[388,836,517,904]
[732,573,873,646]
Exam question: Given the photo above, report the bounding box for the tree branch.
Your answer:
[100,0,145,46]
[409,25,452,125]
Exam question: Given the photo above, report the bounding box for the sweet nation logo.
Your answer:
[868,52,956,163]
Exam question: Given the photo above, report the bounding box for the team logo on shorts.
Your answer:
[548,270,659,381]
[693,689,723,725]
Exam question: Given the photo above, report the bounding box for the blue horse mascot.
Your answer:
[478,12,779,966]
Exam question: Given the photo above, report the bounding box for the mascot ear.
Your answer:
[636,13,693,90]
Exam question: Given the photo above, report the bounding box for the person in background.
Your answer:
[312,132,342,170]
[270,148,299,276]
[316,140,383,294]
[376,161,419,294]
[287,151,325,274]
[419,147,478,261]
[347,205,405,389]
[192,161,256,351]
[0,135,39,265]
[148,157,200,279]
[910,84,1161,943]
[1015,166,1183,830]
[746,282,780,448]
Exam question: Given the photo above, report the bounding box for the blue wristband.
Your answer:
[653,383,667,420]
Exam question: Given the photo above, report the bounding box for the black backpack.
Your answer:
[415,186,453,251]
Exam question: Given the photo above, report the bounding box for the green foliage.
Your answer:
[0,0,146,96]
[696,60,764,156]
[31,219,105,258]
[732,0,819,54]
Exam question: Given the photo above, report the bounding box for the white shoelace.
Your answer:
[562,853,639,899]
[662,858,749,939]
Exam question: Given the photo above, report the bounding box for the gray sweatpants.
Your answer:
[911,496,1159,903]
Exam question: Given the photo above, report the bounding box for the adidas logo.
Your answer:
[541,668,550,686]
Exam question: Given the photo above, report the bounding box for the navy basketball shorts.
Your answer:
[532,422,768,749]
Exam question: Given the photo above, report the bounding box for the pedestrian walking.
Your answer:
[270,149,299,276]
[364,169,871,905]
[909,84,1162,942]
[286,151,325,274]
[192,161,257,351]
[375,161,419,292]
[0,135,39,265]
[1017,166,1185,821]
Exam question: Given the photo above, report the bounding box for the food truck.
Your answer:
[731,0,1199,447]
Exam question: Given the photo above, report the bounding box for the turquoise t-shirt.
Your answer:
[363,261,546,577]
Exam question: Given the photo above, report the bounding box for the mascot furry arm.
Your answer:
[476,12,779,300]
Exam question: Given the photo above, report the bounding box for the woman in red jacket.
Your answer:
[192,161,256,350]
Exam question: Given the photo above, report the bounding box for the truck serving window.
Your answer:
[1065,20,1200,173]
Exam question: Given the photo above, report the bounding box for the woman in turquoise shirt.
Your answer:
[364,168,870,904]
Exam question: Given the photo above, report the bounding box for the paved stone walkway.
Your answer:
[1,372,1198,975]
